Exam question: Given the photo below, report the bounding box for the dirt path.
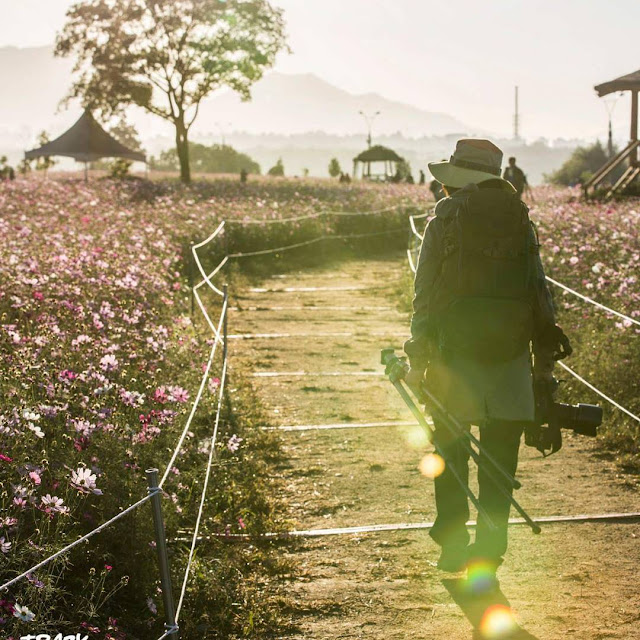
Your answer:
[229,256,639,640]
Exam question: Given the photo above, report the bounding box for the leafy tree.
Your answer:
[108,117,144,179]
[34,131,56,176]
[150,142,260,175]
[55,0,288,184]
[17,158,32,176]
[267,158,284,177]
[328,157,341,178]
[545,140,622,186]
[0,156,13,180]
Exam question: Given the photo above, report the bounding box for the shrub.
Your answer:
[545,141,622,186]
[328,157,341,178]
[267,158,285,177]
[151,143,260,175]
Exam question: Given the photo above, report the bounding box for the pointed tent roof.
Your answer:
[595,69,640,97]
[25,111,146,163]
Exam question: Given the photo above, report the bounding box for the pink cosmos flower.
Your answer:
[208,377,221,394]
[227,434,243,453]
[100,354,119,372]
[153,387,168,403]
[28,471,41,485]
[168,386,189,403]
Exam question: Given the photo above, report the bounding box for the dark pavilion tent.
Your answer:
[352,145,404,181]
[584,69,640,197]
[25,110,146,180]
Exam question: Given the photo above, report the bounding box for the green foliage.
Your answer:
[393,159,413,183]
[109,117,144,178]
[328,157,341,178]
[151,142,261,175]
[18,158,32,175]
[0,155,14,180]
[35,131,56,174]
[55,0,288,183]
[545,141,621,186]
[267,158,285,177]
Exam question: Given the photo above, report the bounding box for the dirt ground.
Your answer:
[229,255,640,640]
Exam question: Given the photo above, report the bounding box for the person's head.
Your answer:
[428,139,516,194]
[508,156,517,166]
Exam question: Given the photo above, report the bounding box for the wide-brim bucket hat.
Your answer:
[428,139,516,192]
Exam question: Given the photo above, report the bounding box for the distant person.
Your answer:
[240,168,248,183]
[429,178,444,202]
[406,173,415,185]
[419,170,426,185]
[502,157,528,197]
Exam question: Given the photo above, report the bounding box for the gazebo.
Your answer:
[584,69,640,197]
[353,145,403,181]
[25,110,146,181]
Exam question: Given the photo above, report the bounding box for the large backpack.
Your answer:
[431,189,536,363]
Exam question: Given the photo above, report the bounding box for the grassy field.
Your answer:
[0,175,637,638]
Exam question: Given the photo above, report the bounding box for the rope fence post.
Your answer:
[223,284,229,364]
[146,468,180,639]
[189,244,195,317]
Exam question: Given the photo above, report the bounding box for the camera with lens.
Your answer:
[525,400,603,456]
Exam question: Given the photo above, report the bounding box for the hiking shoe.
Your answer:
[436,545,469,572]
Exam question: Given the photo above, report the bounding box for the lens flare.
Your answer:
[418,453,445,478]
[479,604,518,638]
[466,559,499,596]
[404,424,430,449]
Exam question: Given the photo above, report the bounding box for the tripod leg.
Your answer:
[430,407,541,535]
[390,380,497,531]
[424,387,522,491]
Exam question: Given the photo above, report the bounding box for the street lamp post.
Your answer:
[214,121,232,146]
[359,110,381,149]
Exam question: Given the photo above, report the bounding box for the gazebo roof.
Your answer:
[595,69,640,97]
[25,110,146,163]
[353,145,403,163]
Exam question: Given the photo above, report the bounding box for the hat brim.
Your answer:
[428,160,516,192]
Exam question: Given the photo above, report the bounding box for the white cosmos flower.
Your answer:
[13,603,35,622]
[70,468,103,495]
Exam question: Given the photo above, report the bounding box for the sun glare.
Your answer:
[479,604,519,638]
[418,453,445,478]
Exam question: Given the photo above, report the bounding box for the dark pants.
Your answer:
[429,417,525,562]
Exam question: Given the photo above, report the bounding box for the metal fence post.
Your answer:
[223,284,229,364]
[146,468,180,638]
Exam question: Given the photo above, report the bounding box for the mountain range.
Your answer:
[0,45,579,181]
[0,45,474,144]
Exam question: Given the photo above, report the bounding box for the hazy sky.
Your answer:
[1,0,638,140]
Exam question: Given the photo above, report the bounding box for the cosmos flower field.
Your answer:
[0,176,426,638]
[0,176,637,638]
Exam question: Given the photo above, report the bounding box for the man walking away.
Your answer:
[502,156,528,197]
[403,139,569,586]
